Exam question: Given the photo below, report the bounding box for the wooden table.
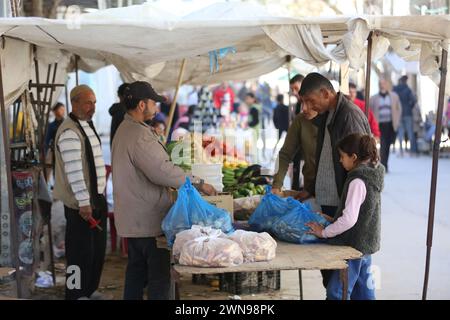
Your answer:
[172,241,362,300]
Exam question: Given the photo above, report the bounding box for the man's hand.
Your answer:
[305,222,325,238]
[199,183,217,196]
[79,205,93,221]
[294,190,311,201]
[271,187,283,196]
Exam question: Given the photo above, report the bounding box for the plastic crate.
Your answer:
[218,271,281,295]
[191,271,281,295]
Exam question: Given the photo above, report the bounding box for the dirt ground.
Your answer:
[0,251,323,300]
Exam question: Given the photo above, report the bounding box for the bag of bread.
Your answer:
[228,230,276,262]
[179,236,243,267]
[173,225,224,261]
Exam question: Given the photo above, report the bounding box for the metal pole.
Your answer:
[65,78,70,114]
[75,55,79,86]
[364,31,374,119]
[0,39,23,298]
[298,269,303,300]
[164,58,186,142]
[286,55,294,125]
[422,47,448,300]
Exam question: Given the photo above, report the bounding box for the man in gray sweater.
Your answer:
[299,73,371,218]
[299,73,371,287]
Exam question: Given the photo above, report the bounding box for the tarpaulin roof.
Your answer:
[0,2,449,95]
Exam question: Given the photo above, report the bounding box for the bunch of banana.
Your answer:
[222,164,269,198]
[222,167,238,189]
[223,160,248,170]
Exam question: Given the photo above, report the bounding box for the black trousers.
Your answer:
[64,204,107,300]
[320,206,338,289]
[291,151,302,191]
[123,237,171,300]
[379,122,395,171]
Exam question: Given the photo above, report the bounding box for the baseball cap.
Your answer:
[125,81,166,103]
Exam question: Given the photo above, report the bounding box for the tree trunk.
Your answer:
[46,0,61,18]
[31,0,44,17]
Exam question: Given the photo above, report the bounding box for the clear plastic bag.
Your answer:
[179,236,244,267]
[173,225,225,261]
[228,230,277,262]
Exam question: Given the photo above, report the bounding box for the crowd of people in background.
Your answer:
[44,74,450,180]
[46,75,450,175]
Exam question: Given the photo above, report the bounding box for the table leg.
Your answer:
[340,268,349,300]
[298,270,303,300]
[169,255,180,300]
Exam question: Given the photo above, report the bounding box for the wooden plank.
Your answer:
[0,267,15,278]
[174,242,362,275]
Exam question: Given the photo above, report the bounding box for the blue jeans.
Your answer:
[326,255,376,300]
[123,237,171,300]
[397,116,418,153]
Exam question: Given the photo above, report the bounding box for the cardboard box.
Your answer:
[282,190,301,198]
[204,193,234,222]
[169,189,234,221]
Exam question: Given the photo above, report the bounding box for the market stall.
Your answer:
[174,241,361,300]
[0,2,449,299]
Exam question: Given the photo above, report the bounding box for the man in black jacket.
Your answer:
[273,94,289,139]
[109,83,129,147]
[289,74,305,190]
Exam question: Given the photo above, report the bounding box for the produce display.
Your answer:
[228,230,277,262]
[179,236,244,268]
[223,164,270,199]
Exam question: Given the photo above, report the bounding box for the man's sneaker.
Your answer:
[89,291,113,300]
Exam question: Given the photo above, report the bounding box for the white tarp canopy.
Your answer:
[0,2,449,94]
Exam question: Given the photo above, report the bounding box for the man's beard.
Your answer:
[144,106,156,119]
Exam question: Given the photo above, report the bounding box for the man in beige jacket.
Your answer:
[112,81,216,300]
[369,79,402,172]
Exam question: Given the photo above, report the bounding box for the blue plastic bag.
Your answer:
[271,206,330,244]
[162,178,234,246]
[248,186,310,232]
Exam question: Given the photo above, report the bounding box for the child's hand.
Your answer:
[318,212,334,223]
[306,222,325,238]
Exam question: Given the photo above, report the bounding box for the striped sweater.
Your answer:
[57,120,106,207]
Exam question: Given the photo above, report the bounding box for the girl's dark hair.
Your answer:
[337,133,379,165]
